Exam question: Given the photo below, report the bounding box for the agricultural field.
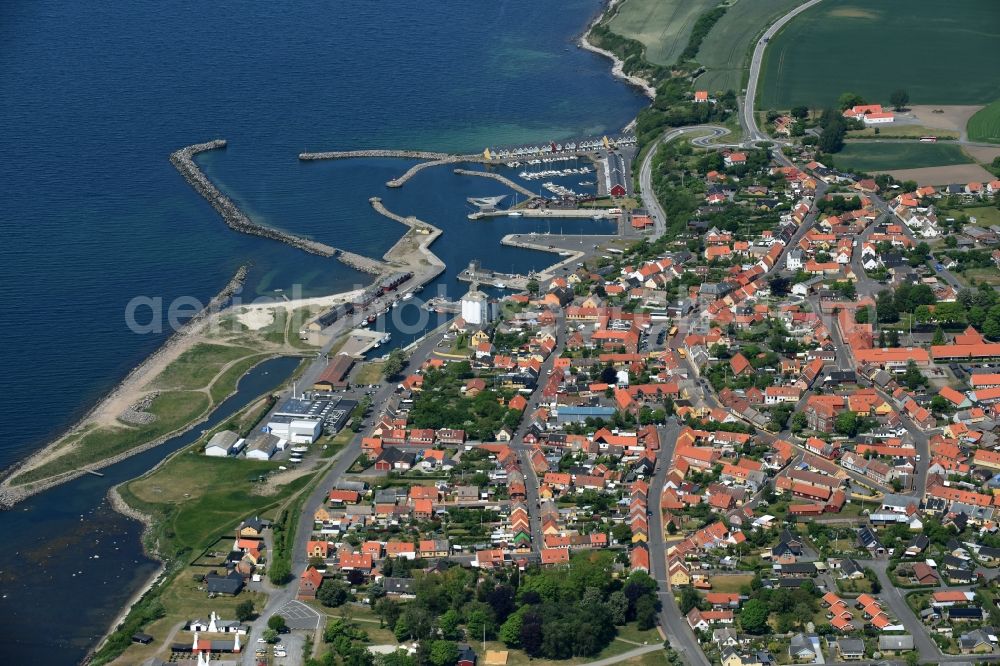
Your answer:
[608,0,717,66]
[758,0,1000,109]
[968,99,1000,143]
[832,142,972,173]
[695,0,802,93]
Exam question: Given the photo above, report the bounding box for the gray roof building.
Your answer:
[878,635,914,651]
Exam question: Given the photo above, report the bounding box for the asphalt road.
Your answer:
[512,314,568,551]
[742,0,825,141]
[861,560,942,660]
[647,420,712,666]
[637,125,736,237]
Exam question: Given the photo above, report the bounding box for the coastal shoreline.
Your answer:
[0,265,251,507]
[83,486,168,665]
[578,0,657,100]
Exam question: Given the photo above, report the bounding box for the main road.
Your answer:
[742,0,825,141]
[637,125,735,237]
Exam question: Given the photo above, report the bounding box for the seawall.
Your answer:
[170,140,338,257]
[453,168,536,198]
[387,157,464,187]
[299,149,452,161]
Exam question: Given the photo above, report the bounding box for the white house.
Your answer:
[786,249,803,271]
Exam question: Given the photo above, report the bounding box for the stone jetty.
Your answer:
[387,157,465,187]
[170,140,338,258]
[453,168,535,198]
[298,149,453,161]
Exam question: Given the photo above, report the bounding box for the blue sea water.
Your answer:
[0,0,645,660]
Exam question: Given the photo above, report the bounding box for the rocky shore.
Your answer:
[578,0,657,100]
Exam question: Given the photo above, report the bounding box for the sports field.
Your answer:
[832,142,972,173]
[967,99,1000,144]
[695,0,802,93]
[758,0,1000,109]
[608,0,717,66]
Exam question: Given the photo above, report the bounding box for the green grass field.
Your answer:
[832,142,972,172]
[759,0,1000,109]
[608,0,717,66]
[695,0,802,93]
[968,98,1000,143]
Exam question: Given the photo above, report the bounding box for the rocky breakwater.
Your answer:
[298,149,453,161]
[170,140,338,257]
[453,167,535,198]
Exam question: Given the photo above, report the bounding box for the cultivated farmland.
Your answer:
[608,0,718,66]
[695,0,802,93]
[967,99,1000,144]
[758,0,1000,109]
[832,143,972,173]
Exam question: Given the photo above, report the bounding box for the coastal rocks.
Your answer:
[118,392,159,426]
[170,141,338,257]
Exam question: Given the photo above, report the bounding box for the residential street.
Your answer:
[648,420,711,666]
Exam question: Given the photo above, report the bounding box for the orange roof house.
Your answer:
[730,353,752,376]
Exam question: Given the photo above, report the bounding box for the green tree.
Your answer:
[740,599,770,634]
[318,579,351,608]
[429,640,459,666]
[635,595,657,630]
[790,106,809,120]
[932,326,945,345]
[526,278,540,295]
[383,349,407,379]
[889,89,909,110]
[269,558,291,585]
[835,411,861,437]
[499,611,523,647]
[263,628,279,644]
[268,614,288,633]
[679,586,701,614]
[903,361,927,390]
[235,599,255,622]
[790,410,808,434]
[818,120,846,153]
[607,591,629,625]
[838,92,866,110]
[437,609,461,640]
